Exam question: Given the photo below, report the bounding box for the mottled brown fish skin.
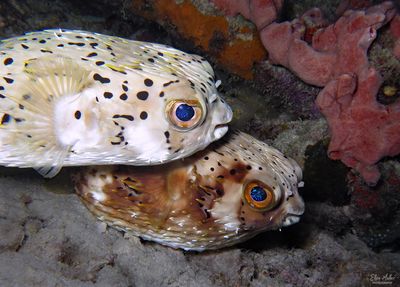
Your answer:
[74,131,305,251]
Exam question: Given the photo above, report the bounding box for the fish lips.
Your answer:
[282,195,305,227]
[282,214,302,227]
[211,99,233,140]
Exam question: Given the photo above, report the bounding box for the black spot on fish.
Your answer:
[1,113,10,124]
[40,49,53,53]
[39,39,46,44]
[87,52,97,57]
[144,78,153,87]
[68,42,85,47]
[159,91,164,97]
[74,110,81,119]
[113,114,134,121]
[140,111,148,120]
[137,91,149,101]
[163,80,179,87]
[95,61,105,66]
[122,84,128,92]
[90,43,98,49]
[3,77,13,84]
[21,44,29,49]
[119,93,128,100]
[93,73,110,84]
[103,92,113,99]
[57,44,64,47]
[3,58,13,65]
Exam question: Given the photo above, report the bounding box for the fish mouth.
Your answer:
[282,214,302,227]
[213,124,229,140]
[210,96,232,140]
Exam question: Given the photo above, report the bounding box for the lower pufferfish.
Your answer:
[74,131,305,251]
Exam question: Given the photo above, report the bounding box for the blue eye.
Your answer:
[250,186,267,202]
[244,182,276,211]
[167,100,203,129]
[175,104,195,121]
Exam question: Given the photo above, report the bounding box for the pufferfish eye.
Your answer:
[243,181,279,211]
[166,100,203,130]
[176,104,195,121]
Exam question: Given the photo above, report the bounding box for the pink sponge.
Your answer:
[212,1,399,185]
[211,0,283,29]
[390,14,400,59]
[316,69,400,185]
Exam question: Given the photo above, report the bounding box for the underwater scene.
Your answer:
[0,0,399,286]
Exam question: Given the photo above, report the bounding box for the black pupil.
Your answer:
[250,186,267,201]
[176,104,195,121]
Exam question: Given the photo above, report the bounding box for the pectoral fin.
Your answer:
[0,56,93,177]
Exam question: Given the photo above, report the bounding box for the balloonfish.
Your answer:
[0,29,232,177]
[74,131,305,251]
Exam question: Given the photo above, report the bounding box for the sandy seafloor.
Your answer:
[0,0,399,286]
[0,167,398,287]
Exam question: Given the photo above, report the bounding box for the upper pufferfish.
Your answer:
[0,29,232,177]
[74,131,305,251]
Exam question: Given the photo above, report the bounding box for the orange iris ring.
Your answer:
[166,99,205,130]
[242,181,278,212]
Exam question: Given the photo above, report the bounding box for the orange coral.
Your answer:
[130,0,266,78]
